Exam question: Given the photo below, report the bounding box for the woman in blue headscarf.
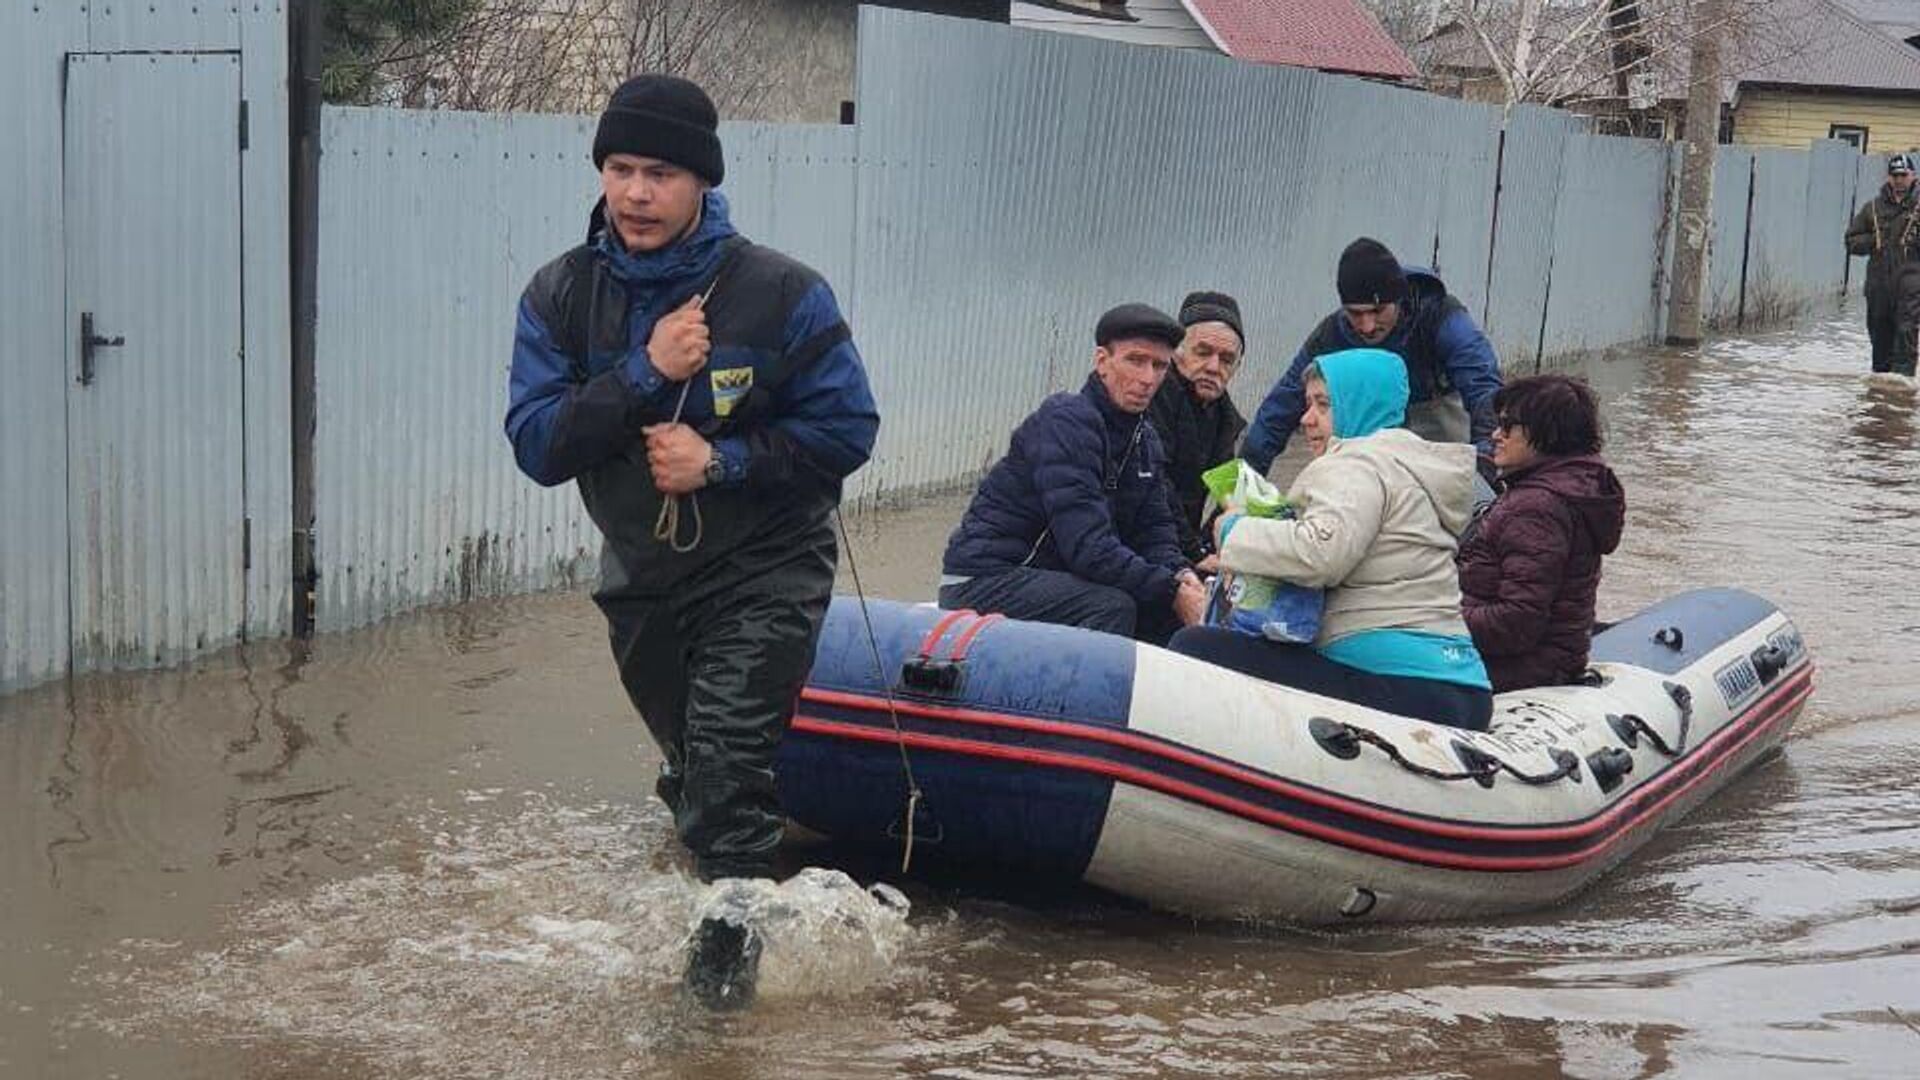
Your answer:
[1168,348,1493,730]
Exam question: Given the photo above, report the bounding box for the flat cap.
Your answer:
[1095,302,1184,349]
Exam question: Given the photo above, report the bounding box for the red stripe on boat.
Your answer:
[791,668,1813,870]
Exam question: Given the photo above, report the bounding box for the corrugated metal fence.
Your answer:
[304,7,1866,632]
[312,110,858,631]
[0,7,1875,687]
[2,4,290,694]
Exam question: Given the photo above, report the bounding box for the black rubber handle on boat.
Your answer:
[1587,747,1635,793]
[1664,681,1694,753]
[1309,716,1362,759]
[1606,713,1640,748]
[1750,643,1790,684]
[900,658,963,694]
[1611,713,1683,757]
[1450,741,1500,788]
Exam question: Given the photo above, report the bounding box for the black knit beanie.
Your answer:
[1178,290,1244,346]
[592,74,725,186]
[1336,238,1408,306]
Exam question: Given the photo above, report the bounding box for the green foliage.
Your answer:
[320,0,477,104]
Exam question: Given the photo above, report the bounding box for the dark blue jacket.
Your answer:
[942,375,1187,607]
[505,192,878,589]
[1243,267,1502,472]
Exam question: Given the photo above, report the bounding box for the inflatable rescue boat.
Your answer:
[777,589,1813,923]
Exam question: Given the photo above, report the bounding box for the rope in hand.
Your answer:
[832,506,928,874]
[652,277,725,554]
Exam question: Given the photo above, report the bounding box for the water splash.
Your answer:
[688,868,912,1000]
[83,794,915,1078]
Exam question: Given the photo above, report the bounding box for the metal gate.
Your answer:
[62,52,248,670]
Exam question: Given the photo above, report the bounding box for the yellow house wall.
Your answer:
[1733,89,1920,152]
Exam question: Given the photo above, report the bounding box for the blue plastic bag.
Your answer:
[1206,532,1324,644]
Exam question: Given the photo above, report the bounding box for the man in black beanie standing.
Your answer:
[1243,237,1502,475]
[1146,291,1247,571]
[504,75,879,1009]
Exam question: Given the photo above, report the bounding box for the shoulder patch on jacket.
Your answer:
[709,366,754,417]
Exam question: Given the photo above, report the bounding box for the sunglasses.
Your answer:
[1495,416,1523,433]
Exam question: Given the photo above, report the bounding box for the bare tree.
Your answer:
[351,0,842,117]
[1361,0,1442,54]
[1425,0,1813,119]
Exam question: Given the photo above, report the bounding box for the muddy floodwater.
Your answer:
[5,313,1919,1079]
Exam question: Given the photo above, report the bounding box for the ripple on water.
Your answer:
[22,313,1920,1080]
[83,794,915,1080]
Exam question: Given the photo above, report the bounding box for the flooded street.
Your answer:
[5,311,1919,1079]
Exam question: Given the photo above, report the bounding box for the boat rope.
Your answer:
[651,378,705,552]
[833,507,928,874]
[652,273,729,554]
[1316,718,1581,786]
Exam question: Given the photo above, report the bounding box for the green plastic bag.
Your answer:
[1199,460,1323,644]
[1201,459,1290,520]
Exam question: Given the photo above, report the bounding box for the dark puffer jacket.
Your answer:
[942,374,1187,607]
[1845,182,1920,299]
[1243,266,1504,469]
[1457,455,1625,692]
[1145,370,1245,562]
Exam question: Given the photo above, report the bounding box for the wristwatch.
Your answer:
[703,449,727,487]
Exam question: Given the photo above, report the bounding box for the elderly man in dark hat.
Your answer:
[1243,237,1503,476]
[940,303,1208,642]
[1146,291,1248,572]
[1846,152,1920,376]
[504,74,879,1009]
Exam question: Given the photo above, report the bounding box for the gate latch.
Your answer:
[79,311,125,386]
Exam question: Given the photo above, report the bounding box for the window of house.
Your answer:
[1829,124,1869,150]
[1594,113,1669,140]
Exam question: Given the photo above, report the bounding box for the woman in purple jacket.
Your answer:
[1457,375,1626,693]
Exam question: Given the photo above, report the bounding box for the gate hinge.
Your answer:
[239,99,249,151]
[243,516,252,571]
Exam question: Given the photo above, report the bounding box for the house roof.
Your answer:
[1183,0,1419,80]
[1420,0,1920,103]
[1835,0,1920,42]
[1743,0,1920,94]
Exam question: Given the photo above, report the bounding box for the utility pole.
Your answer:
[1666,0,1724,345]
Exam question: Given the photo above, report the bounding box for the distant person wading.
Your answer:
[1845,152,1920,376]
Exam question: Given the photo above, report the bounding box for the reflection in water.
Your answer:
[43,691,92,889]
[1851,379,1917,459]
[4,313,1919,1079]
[225,640,314,783]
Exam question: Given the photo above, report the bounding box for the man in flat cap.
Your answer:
[504,74,878,1010]
[1244,237,1503,476]
[1846,151,1920,376]
[1146,290,1248,572]
[939,303,1208,642]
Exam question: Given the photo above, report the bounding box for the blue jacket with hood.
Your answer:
[505,191,878,591]
[1243,266,1502,472]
